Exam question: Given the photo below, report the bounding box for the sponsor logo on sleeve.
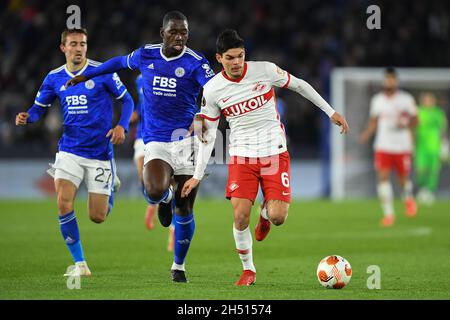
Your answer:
[202,63,215,78]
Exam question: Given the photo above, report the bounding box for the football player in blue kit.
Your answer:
[15,28,134,277]
[66,11,215,282]
[132,74,175,251]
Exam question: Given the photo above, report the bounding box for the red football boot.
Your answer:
[235,270,256,286]
[255,214,271,241]
[380,215,395,227]
[404,197,417,217]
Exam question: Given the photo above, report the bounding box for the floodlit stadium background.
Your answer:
[1,0,449,199]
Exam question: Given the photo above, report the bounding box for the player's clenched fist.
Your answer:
[15,112,29,126]
[106,125,126,144]
[181,178,200,198]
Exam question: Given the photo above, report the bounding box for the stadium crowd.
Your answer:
[1,0,449,158]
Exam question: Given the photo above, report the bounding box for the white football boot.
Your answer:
[63,261,92,277]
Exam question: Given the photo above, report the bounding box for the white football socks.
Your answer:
[260,204,269,220]
[377,181,394,217]
[171,262,185,271]
[403,180,413,199]
[233,226,256,273]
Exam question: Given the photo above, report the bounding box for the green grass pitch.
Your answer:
[0,198,449,299]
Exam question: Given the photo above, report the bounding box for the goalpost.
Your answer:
[330,68,450,200]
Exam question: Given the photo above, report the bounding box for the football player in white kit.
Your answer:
[182,29,349,285]
[359,68,418,226]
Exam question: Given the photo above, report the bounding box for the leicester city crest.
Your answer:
[85,80,95,89]
[175,67,185,78]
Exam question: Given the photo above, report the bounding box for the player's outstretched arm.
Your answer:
[359,117,378,143]
[106,91,134,144]
[286,75,349,134]
[66,56,129,88]
[15,104,48,126]
[181,117,219,198]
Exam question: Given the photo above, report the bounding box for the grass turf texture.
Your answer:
[0,199,449,300]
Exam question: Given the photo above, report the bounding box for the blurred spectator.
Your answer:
[1,0,449,158]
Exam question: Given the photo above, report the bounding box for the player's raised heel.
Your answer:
[255,214,271,241]
[235,270,256,286]
[63,261,92,277]
[171,269,188,283]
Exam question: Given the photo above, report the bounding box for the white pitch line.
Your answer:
[298,227,433,239]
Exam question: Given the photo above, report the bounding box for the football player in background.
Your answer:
[415,92,448,205]
[359,67,418,226]
[15,28,134,276]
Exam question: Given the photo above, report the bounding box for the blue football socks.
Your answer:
[58,211,85,263]
[173,212,195,265]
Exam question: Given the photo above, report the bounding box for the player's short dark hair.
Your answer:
[385,67,397,77]
[61,28,88,44]
[216,29,245,55]
[162,11,188,28]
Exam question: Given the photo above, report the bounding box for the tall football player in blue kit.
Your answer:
[132,74,175,251]
[15,28,134,277]
[67,11,215,282]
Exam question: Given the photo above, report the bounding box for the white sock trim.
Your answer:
[233,225,256,272]
[171,262,185,271]
[377,181,394,217]
[403,180,413,199]
[260,205,269,220]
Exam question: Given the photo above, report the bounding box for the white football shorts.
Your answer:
[49,151,116,195]
[133,138,145,163]
[143,136,199,176]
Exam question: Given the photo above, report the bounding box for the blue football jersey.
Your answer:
[126,44,214,143]
[34,59,128,160]
[135,74,144,140]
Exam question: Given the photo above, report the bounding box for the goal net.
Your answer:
[330,68,450,199]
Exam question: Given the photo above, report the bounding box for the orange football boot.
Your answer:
[235,270,256,286]
[380,215,395,227]
[255,214,271,241]
[404,197,417,217]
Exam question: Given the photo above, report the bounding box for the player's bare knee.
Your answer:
[267,207,289,226]
[145,184,166,201]
[88,202,108,223]
[57,195,73,214]
[89,210,107,224]
[270,214,287,226]
[234,212,250,229]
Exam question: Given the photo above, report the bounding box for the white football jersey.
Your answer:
[369,90,417,153]
[201,61,290,157]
